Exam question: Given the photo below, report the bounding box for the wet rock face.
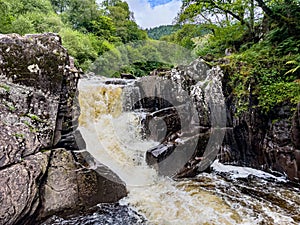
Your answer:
[0,33,127,225]
[220,81,300,181]
[143,58,300,182]
[143,59,225,177]
[262,104,300,180]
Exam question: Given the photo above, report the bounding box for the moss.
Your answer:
[14,133,25,139]
[0,84,10,92]
[26,113,44,123]
[23,121,38,133]
[222,41,300,114]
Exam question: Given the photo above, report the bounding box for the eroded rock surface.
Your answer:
[220,76,300,181]
[0,152,49,225]
[0,33,127,225]
[39,149,127,220]
[140,59,226,177]
[142,58,300,182]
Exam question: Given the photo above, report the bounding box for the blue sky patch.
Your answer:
[148,0,173,8]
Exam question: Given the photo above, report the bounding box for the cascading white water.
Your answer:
[78,78,158,187]
[77,77,300,225]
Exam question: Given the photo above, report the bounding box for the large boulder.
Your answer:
[0,33,127,225]
[142,59,226,177]
[38,149,127,221]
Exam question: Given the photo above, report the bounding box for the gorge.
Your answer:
[0,33,299,225]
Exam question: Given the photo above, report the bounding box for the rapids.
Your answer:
[49,77,300,225]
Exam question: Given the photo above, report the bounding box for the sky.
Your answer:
[97,0,182,29]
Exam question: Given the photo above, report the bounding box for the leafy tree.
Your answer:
[50,0,70,13]
[59,27,100,70]
[61,0,99,31]
[0,0,14,33]
[179,0,258,38]
[104,0,147,43]
[0,0,149,72]
[86,15,118,41]
[176,0,300,113]
[0,0,59,34]
[5,0,53,15]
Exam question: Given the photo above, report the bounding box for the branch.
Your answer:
[201,0,251,29]
[255,0,278,20]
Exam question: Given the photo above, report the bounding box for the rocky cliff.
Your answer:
[143,59,300,182]
[221,81,300,181]
[0,33,126,225]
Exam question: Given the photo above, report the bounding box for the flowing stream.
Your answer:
[46,77,300,225]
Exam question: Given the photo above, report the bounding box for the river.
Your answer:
[43,77,300,225]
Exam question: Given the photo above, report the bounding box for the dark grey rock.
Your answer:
[38,149,127,220]
[0,33,127,225]
[0,152,49,225]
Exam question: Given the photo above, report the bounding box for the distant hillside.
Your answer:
[147,25,181,40]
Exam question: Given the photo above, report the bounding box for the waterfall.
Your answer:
[76,77,247,224]
[78,77,158,187]
[76,77,300,225]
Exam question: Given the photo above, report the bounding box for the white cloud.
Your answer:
[126,0,182,29]
[96,0,182,29]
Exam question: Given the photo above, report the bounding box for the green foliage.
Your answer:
[89,40,193,78]
[14,133,25,139]
[26,113,44,122]
[26,12,64,33]
[4,0,53,15]
[147,25,181,40]
[59,28,100,71]
[285,60,300,76]
[0,1,15,33]
[160,24,209,49]
[61,0,99,31]
[120,61,173,77]
[176,0,300,114]
[10,16,35,35]
[226,41,300,113]
[104,0,147,44]
[87,15,118,41]
[258,82,300,112]
[0,0,149,71]
[50,0,70,13]
[0,84,10,92]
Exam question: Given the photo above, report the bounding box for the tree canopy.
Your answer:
[173,0,300,112]
[0,0,299,111]
[0,0,148,70]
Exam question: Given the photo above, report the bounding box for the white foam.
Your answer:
[211,160,287,182]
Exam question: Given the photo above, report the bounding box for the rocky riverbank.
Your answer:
[0,33,126,225]
[141,59,300,182]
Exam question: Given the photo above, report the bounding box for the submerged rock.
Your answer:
[41,203,147,225]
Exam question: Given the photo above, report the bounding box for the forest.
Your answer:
[0,0,148,71]
[0,0,299,112]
